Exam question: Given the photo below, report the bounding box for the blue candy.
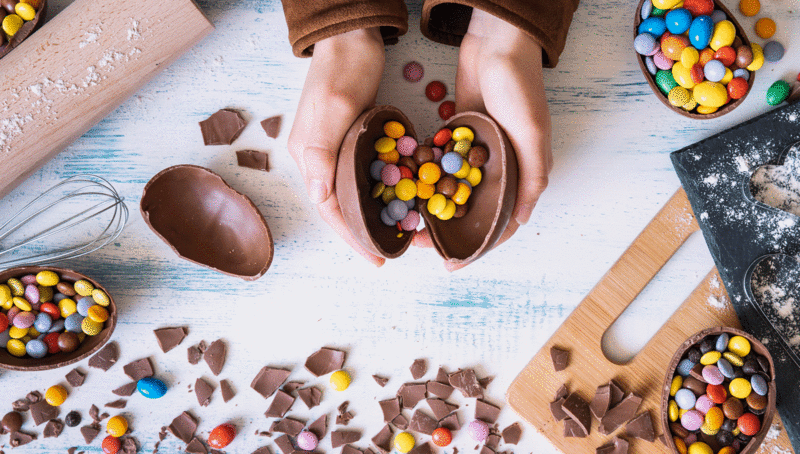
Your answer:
[369,160,385,181]
[387,199,408,221]
[677,358,695,376]
[666,8,692,34]
[0,330,10,347]
[405,198,416,209]
[49,319,65,333]
[77,297,95,317]
[64,313,84,333]
[34,312,53,333]
[641,1,652,20]
[763,41,784,62]
[638,17,667,37]
[380,207,395,226]
[717,358,735,379]
[710,10,726,23]
[715,333,729,352]
[634,33,657,55]
[441,152,463,174]
[751,374,768,396]
[675,388,697,410]
[645,56,658,75]
[54,293,68,303]
[138,377,168,399]
[688,16,714,49]
[704,60,726,82]
[733,68,750,81]
[26,339,48,359]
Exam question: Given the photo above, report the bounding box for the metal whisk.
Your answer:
[0,175,129,268]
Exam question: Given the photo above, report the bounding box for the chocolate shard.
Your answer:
[297,386,322,409]
[608,380,625,408]
[373,375,389,387]
[372,425,393,454]
[251,366,291,398]
[220,379,235,403]
[409,410,438,435]
[554,384,568,401]
[44,419,65,438]
[426,398,458,420]
[89,404,100,422]
[435,367,449,383]
[200,109,246,145]
[426,381,454,399]
[195,378,214,407]
[81,425,101,444]
[408,441,434,454]
[596,437,630,454]
[121,437,138,454]
[88,342,119,371]
[261,115,282,139]
[308,414,328,439]
[479,446,495,454]
[9,431,36,447]
[30,400,59,426]
[501,422,522,445]
[153,326,188,353]
[550,397,569,421]
[379,398,401,422]
[337,411,355,425]
[625,411,655,443]
[123,357,154,381]
[448,369,483,398]
[475,399,501,424]
[410,359,427,380]
[66,369,86,387]
[198,340,208,352]
[438,412,460,431]
[599,393,642,435]
[204,339,227,376]
[478,376,494,389]
[168,411,198,444]
[560,393,591,437]
[392,414,409,430]
[12,398,30,412]
[486,434,501,450]
[304,347,346,377]
[397,383,427,409]
[113,382,138,397]
[271,418,305,437]
[550,346,569,372]
[186,437,208,454]
[563,418,585,438]
[236,150,270,172]
[590,384,611,420]
[105,399,127,409]
[188,345,203,365]
[331,430,362,448]
[27,390,42,403]
[253,447,273,454]
[265,389,295,418]
[283,381,305,394]
[275,434,295,454]
[343,445,363,454]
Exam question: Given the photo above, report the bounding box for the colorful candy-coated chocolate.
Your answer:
[396,136,417,157]
[102,435,121,454]
[729,377,751,399]
[641,0,652,20]
[400,210,420,231]
[138,377,168,399]
[706,384,727,404]
[681,47,700,67]
[106,415,128,437]
[387,199,409,222]
[675,388,697,410]
[688,15,714,49]
[694,394,714,414]
[709,20,735,51]
[738,0,760,16]
[668,86,691,107]
[682,410,704,431]
[683,0,714,16]
[702,365,724,385]
[688,441,713,454]
[73,280,94,297]
[754,17,775,39]
[677,358,695,376]
[432,129,451,147]
[452,127,474,143]
[436,200,457,221]
[666,8,692,34]
[728,336,751,357]
[763,41,784,62]
[653,0,681,9]
[395,432,415,453]
[737,413,760,436]
[380,208,395,227]
[425,81,446,102]
[402,61,424,82]
[297,430,318,451]
[209,423,236,449]
[468,420,490,442]
[750,373,768,396]
[438,101,455,120]
[25,339,47,358]
[640,16,667,37]
[45,385,68,406]
[432,427,452,447]
[654,51,674,71]
[661,34,689,60]
[693,81,727,107]
[669,400,679,421]
[330,370,351,391]
[7,339,25,356]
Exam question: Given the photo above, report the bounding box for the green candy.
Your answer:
[766,80,791,106]
[656,70,678,95]
[651,6,667,16]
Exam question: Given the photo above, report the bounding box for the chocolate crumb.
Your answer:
[198,340,208,352]
[26,391,42,403]
[105,399,127,409]
[371,425,393,454]
[66,369,86,387]
[12,399,30,412]
[308,414,328,439]
[121,437,138,454]
[89,404,100,422]
[408,410,437,435]
[204,339,226,376]
[153,326,188,353]
[200,109,246,145]
[438,412,460,431]
[168,411,198,444]
[112,382,138,397]
[265,389,294,418]
[475,400,501,424]
[624,411,655,442]
[478,376,494,389]
[486,434,501,450]
[186,437,208,454]
[43,419,64,438]
[188,345,203,365]
[195,378,214,407]
[251,366,291,399]
[372,375,389,387]
[275,434,295,454]
[261,115,282,139]
[123,357,154,381]
[80,425,101,444]
[409,441,434,454]
[549,346,569,372]
[88,342,119,371]
[410,359,427,379]
[501,422,522,444]
[236,150,270,172]
[30,401,59,426]
[336,411,355,425]
[220,379,235,403]
[304,347,346,377]
[297,386,322,409]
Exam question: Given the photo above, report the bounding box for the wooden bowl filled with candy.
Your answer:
[661,327,776,454]
[634,0,763,119]
[0,0,47,60]
[0,266,117,371]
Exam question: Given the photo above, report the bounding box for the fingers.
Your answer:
[412,228,434,248]
[455,32,485,114]
[317,189,386,267]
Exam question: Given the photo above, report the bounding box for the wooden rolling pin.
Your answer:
[0,0,214,199]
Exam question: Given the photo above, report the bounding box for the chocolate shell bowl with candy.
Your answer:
[0,0,48,59]
[0,266,117,371]
[335,105,517,265]
[661,327,776,454]
[634,0,760,119]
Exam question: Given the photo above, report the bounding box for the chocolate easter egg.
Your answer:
[140,165,274,280]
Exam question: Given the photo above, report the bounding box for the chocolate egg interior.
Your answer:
[140,165,274,280]
[0,266,117,371]
[421,112,518,263]
[336,106,417,259]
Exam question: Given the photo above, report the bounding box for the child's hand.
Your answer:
[288,28,387,267]
[414,9,553,272]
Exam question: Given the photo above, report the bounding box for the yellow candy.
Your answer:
[0,299,11,310]
[45,385,68,406]
[12,296,31,311]
[680,47,699,68]
[416,181,435,200]
[378,149,399,164]
[73,280,94,296]
[0,284,12,305]
[371,182,385,199]
[722,351,743,366]
[436,200,456,221]
[39,285,54,302]
[732,427,741,436]
[28,327,40,337]
[452,183,471,205]
[418,162,441,185]
[107,415,128,437]
[453,161,470,179]
[59,298,77,318]
[82,318,103,336]
[669,400,679,422]
[9,326,28,339]
[700,424,719,436]
[452,127,474,143]
[374,137,396,153]
[704,406,724,430]
[7,339,26,357]
[329,370,351,391]
[394,432,415,453]
[696,105,718,115]
[710,20,735,51]
[682,93,698,112]
[381,186,396,205]
[15,2,35,20]
[91,289,110,306]
[454,139,471,156]
[718,447,736,454]
[679,408,688,418]
[668,86,691,107]
[693,82,728,108]
[36,270,59,287]
[674,437,687,454]
[652,0,682,8]
[672,63,696,89]
[395,178,417,202]
[383,121,405,139]
[720,68,733,85]
[700,350,721,365]
[427,194,447,215]
[687,442,713,454]
[88,305,109,323]
[670,376,683,396]
[747,43,764,71]
[729,377,751,399]
[728,335,751,357]
[2,14,23,37]
[7,278,24,296]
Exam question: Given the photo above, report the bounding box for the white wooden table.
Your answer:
[1,0,798,453]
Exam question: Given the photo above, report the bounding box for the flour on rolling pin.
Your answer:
[0,0,213,198]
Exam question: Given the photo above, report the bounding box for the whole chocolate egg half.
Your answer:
[336,106,517,264]
[140,165,274,280]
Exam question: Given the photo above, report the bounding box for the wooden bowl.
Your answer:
[0,0,48,60]
[634,0,755,119]
[0,266,117,371]
[661,327,776,454]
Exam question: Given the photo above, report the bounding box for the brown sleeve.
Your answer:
[421,0,580,68]
[282,0,409,57]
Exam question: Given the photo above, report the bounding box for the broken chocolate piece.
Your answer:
[186,437,208,454]
[563,418,585,438]
[123,357,154,381]
[590,384,611,420]
[448,369,483,398]
[372,425,393,453]
[501,422,521,444]
[408,441,434,454]
[625,411,655,442]
[392,414,409,430]
[475,400,501,424]
[410,359,427,380]
[265,389,294,417]
[596,437,630,454]
[297,386,322,409]
[195,378,214,407]
[478,376,494,389]
[275,434,295,454]
[373,375,389,387]
[397,383,427,409]
[204,339,226,376]
[236,150,270,172]
[554,384,568,401]
[153,326,188,353]
[30,401,59,426]
[409,410,438,435]
[253,447,273,454]
[337,411,355,425]
[380,398,401,422]
[12,398,30,412]
[438,412,460,431]
[343,445,363,454]
[251,366,291,398]
[188,345,203,365]
[599,393,642,435]
[105,399,127,409]
[550,346,569,372]
[308,414,328,439]
[9,431,36,447]
[200,109,246,145]
[271,418,305,437]
[66,369,86,387]
[261,115,282,139]
[283,381,305,393]
[608,380,625,408]
[81,425,101,444]
[560,393,591,437]
[27,390,42,403]
[121,437,138,454]
[426,398,458,420]
[332,430,362,448]
[486,434,501,450]
[88,342,119,371]
[89,404,100,422]
[426,381,454,399]
[220,379,235,403]
[304,347,346,377]
[435,367,449,383]
[168,411,198,444]
[113,382,138,397]
[44,419,65,438]
[479,447,495,454]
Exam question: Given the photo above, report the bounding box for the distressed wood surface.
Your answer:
[0,0,798,453]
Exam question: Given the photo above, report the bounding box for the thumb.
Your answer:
[300,145,338,204]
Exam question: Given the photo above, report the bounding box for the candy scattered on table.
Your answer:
[425,81,446,102]
[208,422,236,448]
[330,369,352,391]
[438,100,455,120]
[403,61,424,82]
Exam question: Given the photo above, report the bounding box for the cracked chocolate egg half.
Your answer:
[141,165,274,280]
[336,106,517,264]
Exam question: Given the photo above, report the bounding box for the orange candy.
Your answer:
[661,34,689,61]
[755,18,776,39]
[690,64,705,84]
[418,162,442,185]
[727,77,749,99]
[377,149,400,165]
[209,423,236,449]
[739,0,760,16]
[714,47,736,67]
[433,129,452,147]
[102,435,121,454]
[699,48,715,66]
[706,384,727,404]
[737,413,761,436]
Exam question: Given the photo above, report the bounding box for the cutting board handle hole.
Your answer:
[600,231,713,365]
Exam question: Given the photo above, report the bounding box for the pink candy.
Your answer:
[694,394,715,414]
[403,61,424,83]
[401,210,420,231]
[468,420,489,442]
[296,431,318,451]
[396,136,417,157]
[654,51,674,70]
[702,365,724,385]
[681,409,704,431]
[381,164,401,186]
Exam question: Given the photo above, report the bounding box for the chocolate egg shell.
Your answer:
[140,165,274,280]
[0,0,47,60]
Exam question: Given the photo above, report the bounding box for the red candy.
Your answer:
[690,64,705,84]
[433,128,452,147]
[0,313,7,333]
[727,77,748,99]
[209,423,236,449]
[398,166,414,180]
[438,100,455,121]
[403,61,424,83]
[40,302,60,319]
[683,0,714,16]
[44,332,61,354]
[706,384,727,404]
[102,435,121,454]
[738,413,761,436]
[432,427,452,447]
[425,81,447,102]
[714,46,736,67]
[699,48,715,66]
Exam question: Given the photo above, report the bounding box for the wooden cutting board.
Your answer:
[506,189,795,453]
